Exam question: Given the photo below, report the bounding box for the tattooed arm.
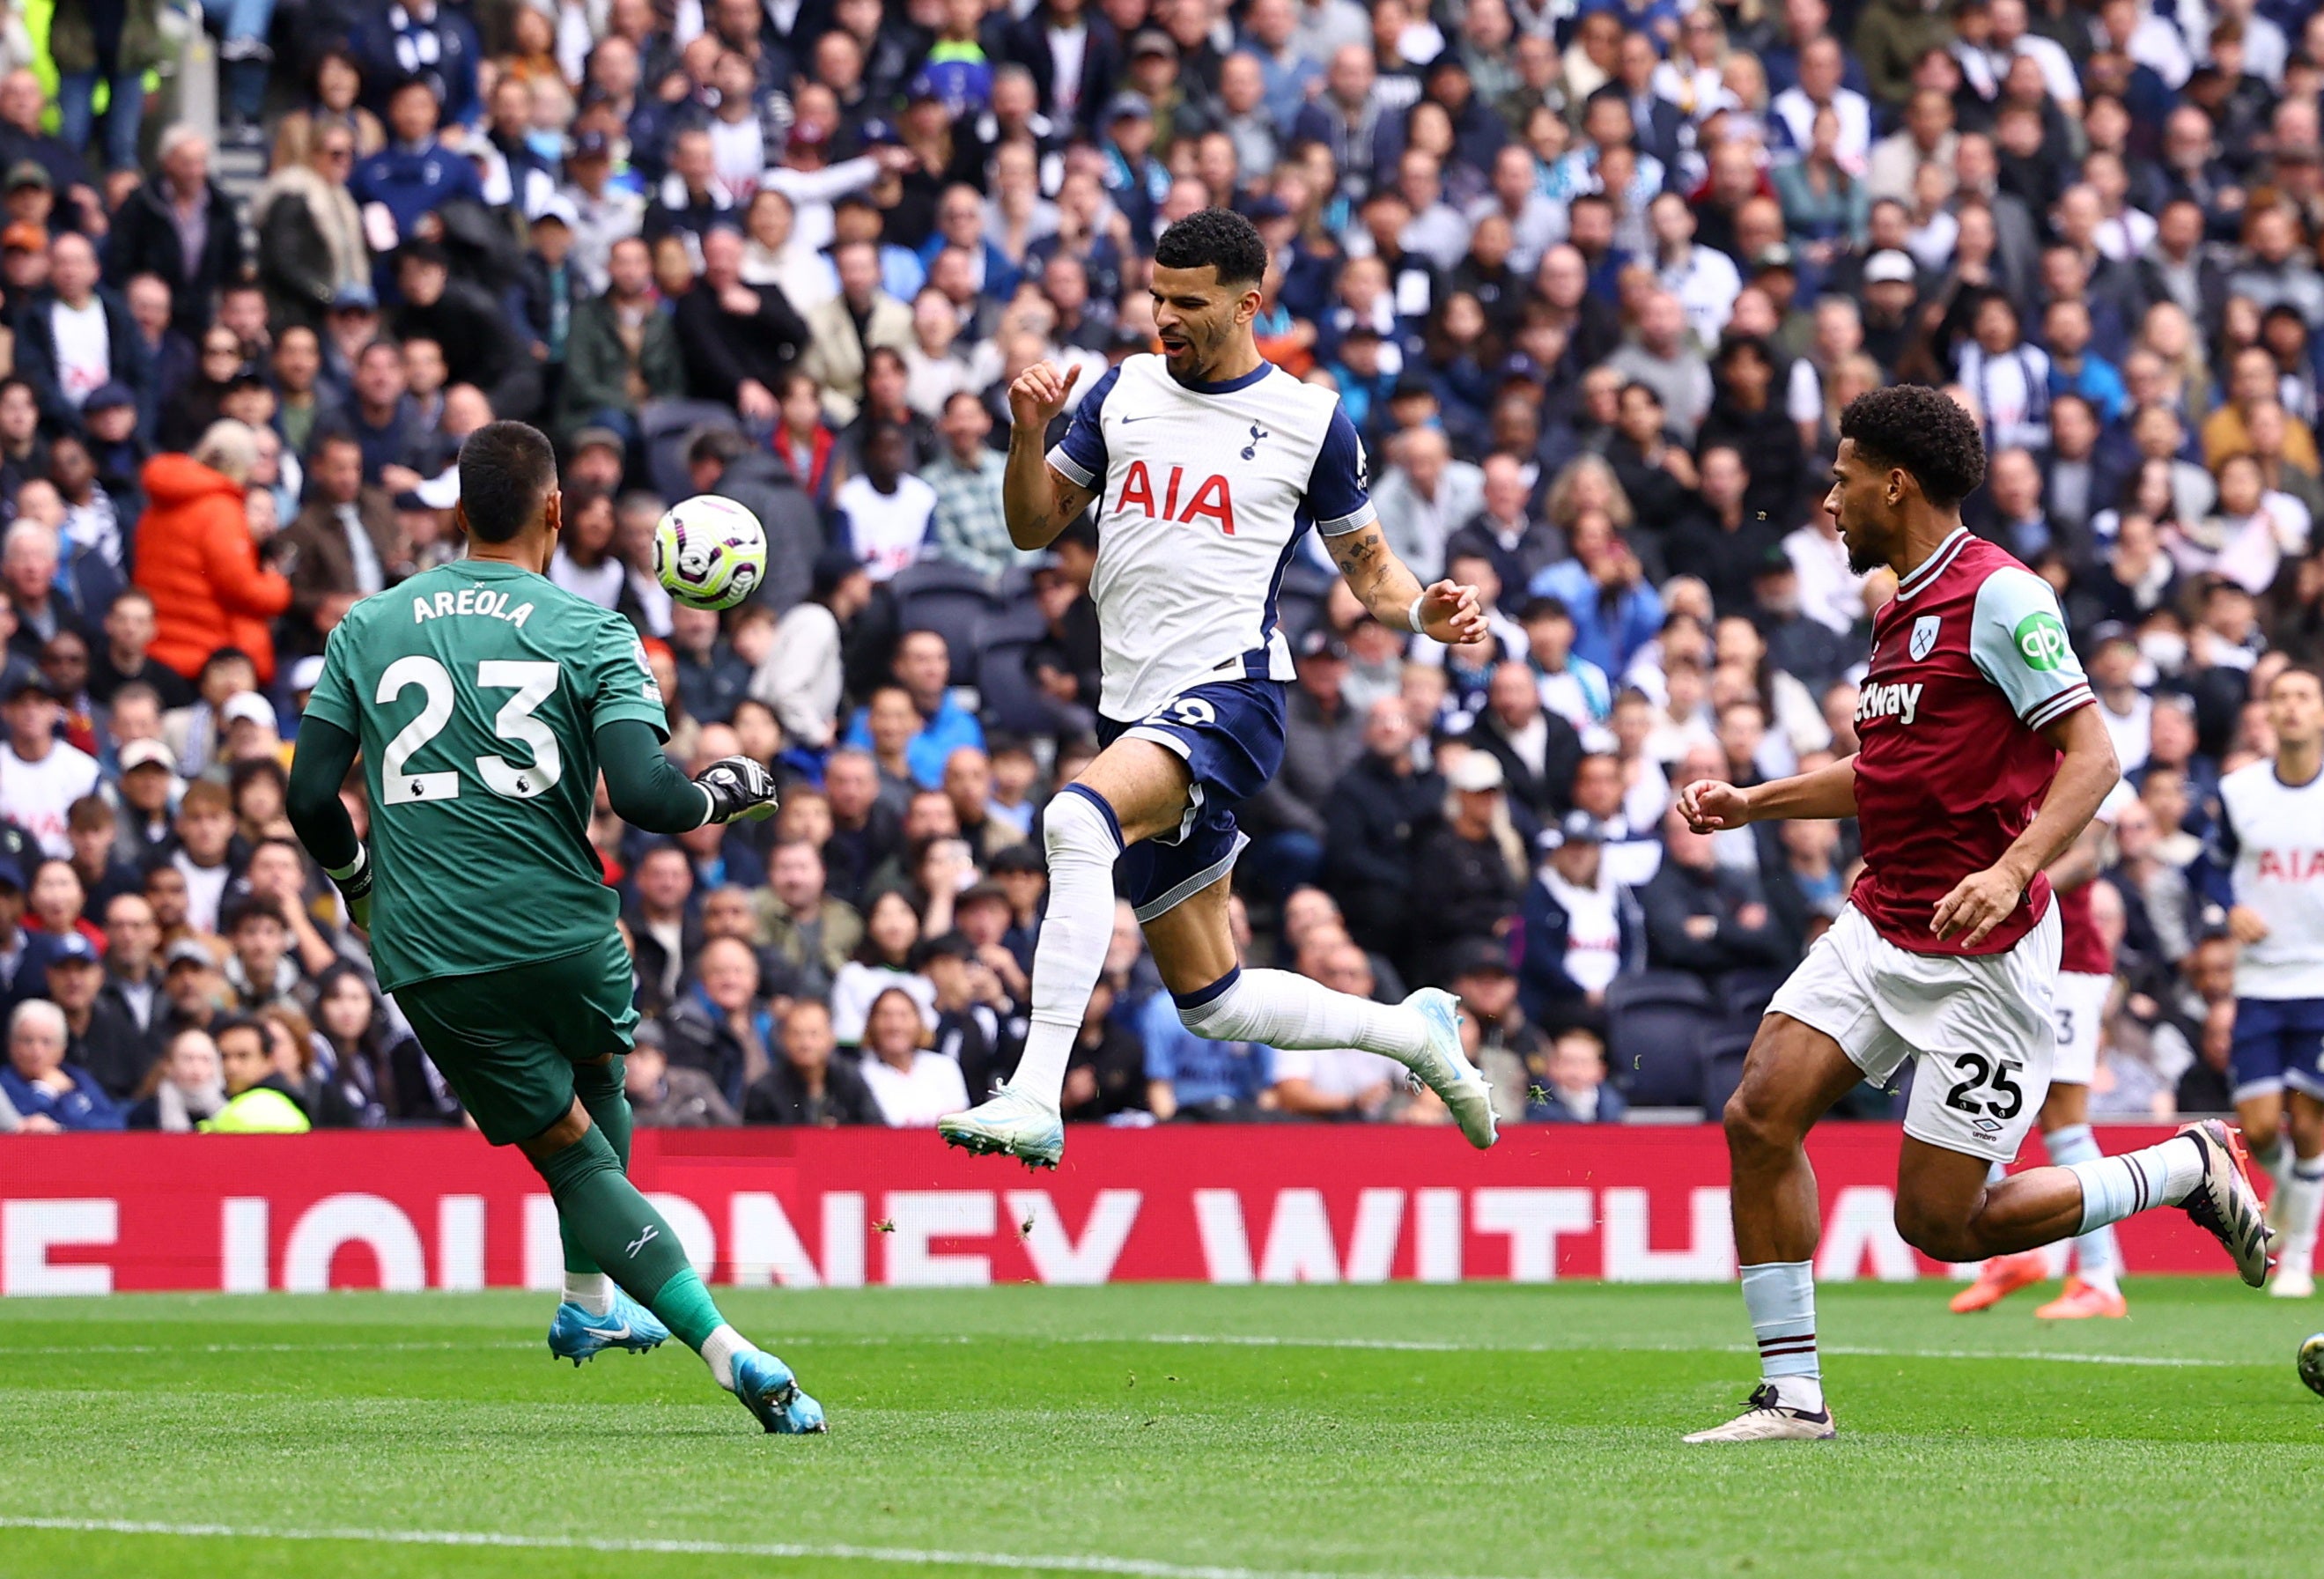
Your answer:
[1004,362,1100,550]
[1324,522,1491,644]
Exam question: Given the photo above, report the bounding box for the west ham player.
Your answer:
[1950,785,2137,1320]
[2210,665,2324,1298]
[937,209,1499,1167]
[1677,387,2269,1444]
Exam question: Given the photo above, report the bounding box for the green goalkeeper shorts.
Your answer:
[395,934,640,1147]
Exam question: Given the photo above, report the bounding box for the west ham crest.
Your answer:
[1908,615,1941,661]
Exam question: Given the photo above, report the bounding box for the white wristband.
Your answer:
[323,845,368,885]
[1405,592,1428,637]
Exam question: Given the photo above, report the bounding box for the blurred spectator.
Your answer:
[123,1026,225,1131]
[203,1013,309,1132]
[744,997,881,1125]
[1639,804,1789,985]
[858,983,969,1125]
[1519,810,1642,1033]
[1324,695,1442,960]
[0,671,100,858]
[1408,752,1525,984]
[628,1027,743,1127]
[19,232,143,434]
[0,994,120,1129]
[277,432,402,657]
[107,131,245,342]
[135,423,291,686]
[842,629,983,787]
[1528,1026,1630,1123]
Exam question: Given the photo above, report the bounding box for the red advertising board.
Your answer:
[0,1124,2233,1295]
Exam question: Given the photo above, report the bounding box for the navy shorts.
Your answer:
[1096,679,1287,922]
[2229,996,2324,1103]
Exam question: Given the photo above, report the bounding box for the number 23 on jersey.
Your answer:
[376,655,564,805]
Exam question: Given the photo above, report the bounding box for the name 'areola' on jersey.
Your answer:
[1047,353,1373,721]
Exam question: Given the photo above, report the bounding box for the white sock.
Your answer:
[1007,787,1124,1109]
[563,1271,614,1317]
[2066,1135,2205,1232]
[1175,966,1429,1066]
[2283,1158,2324,1275]
[702,1323,749,1391]
[2045,1124,2122,1294]
[1740,1259,1821,1413]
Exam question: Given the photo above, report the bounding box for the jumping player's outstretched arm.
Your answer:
[1324,522,1489,645]
[1003,361,1099,550]
[1678,754,1860,833]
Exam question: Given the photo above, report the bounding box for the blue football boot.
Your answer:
[732,1347,829,1435]
[547,1288,671,1366]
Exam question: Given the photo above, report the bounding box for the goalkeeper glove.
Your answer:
[324,845,374,932]
[694,755,780,824]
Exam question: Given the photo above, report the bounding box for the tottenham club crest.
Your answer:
[1909,615,1942,662]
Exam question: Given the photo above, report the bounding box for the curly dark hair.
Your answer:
[1838,385,1986,509]
[1153,208,1267,287]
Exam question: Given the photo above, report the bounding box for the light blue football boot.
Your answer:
[1403,988,1500,1149]
[547,1288,671,1365]
[732,1347,828,1434]
[935,1079,1066,1169]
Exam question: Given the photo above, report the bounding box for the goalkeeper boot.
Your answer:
[937,1079,1066,1169]
[1402,988,1499,1150]
[733,1347,828,1435]
[547,1288,671,1365]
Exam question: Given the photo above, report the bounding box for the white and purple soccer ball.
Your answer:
[652,494,766,611]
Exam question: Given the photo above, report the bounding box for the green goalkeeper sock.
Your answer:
[560,1057,633,1283]
[532,1123,732,1354]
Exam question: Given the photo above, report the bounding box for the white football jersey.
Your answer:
[2215,759,2324,1000]
[1048,354,1374,720]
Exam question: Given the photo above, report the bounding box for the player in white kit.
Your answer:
[2211,665,2324,1296]
[936,209,1500,1168]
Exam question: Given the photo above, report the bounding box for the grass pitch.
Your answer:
[0,1279,2318,1578]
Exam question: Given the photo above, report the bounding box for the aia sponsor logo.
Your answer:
[1114,461,1236,535]
[2254,849,2324,882]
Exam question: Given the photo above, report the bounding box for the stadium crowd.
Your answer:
[0,0,2302,1136]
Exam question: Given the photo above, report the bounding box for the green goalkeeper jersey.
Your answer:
[302,558,669,992]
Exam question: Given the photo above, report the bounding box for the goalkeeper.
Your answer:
[286,420,822,1435]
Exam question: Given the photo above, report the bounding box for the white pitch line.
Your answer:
[0,1515,1516,1579]
[0,1331,2254,1369]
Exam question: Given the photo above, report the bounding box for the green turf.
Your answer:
[0,1279,2318,1577]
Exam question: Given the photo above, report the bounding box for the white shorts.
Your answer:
[1767,902,2060,1163]
[2050,970,2110,1088]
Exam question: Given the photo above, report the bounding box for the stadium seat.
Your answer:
[1699,1029,1757,1120]
[890,561,1007,685]
[977,634,1055,738]
[1719,970,1785,1029]
[638,400,743,501]
[1605,972,1720,1107]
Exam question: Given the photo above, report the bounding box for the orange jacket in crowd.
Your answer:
[134,454,293,684]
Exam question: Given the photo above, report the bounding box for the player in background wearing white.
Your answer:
[2210,665,2324,1298]
[936,209,1499,1168]
[1675,387,2269,1444]
[1951,783,2137,1319]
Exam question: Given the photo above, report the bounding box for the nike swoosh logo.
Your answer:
[1118,414,1153,424]
[580,1321,631,1341]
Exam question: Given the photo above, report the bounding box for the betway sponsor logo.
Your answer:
[1855,680,1924,727]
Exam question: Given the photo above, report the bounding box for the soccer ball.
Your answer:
[653,495,766,611]
[2300,1333,2324,1397]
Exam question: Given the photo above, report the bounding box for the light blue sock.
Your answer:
[1741,1259,1820,1411]
[2045,1124,2121,1292]
[2066,1135,2204,1232]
